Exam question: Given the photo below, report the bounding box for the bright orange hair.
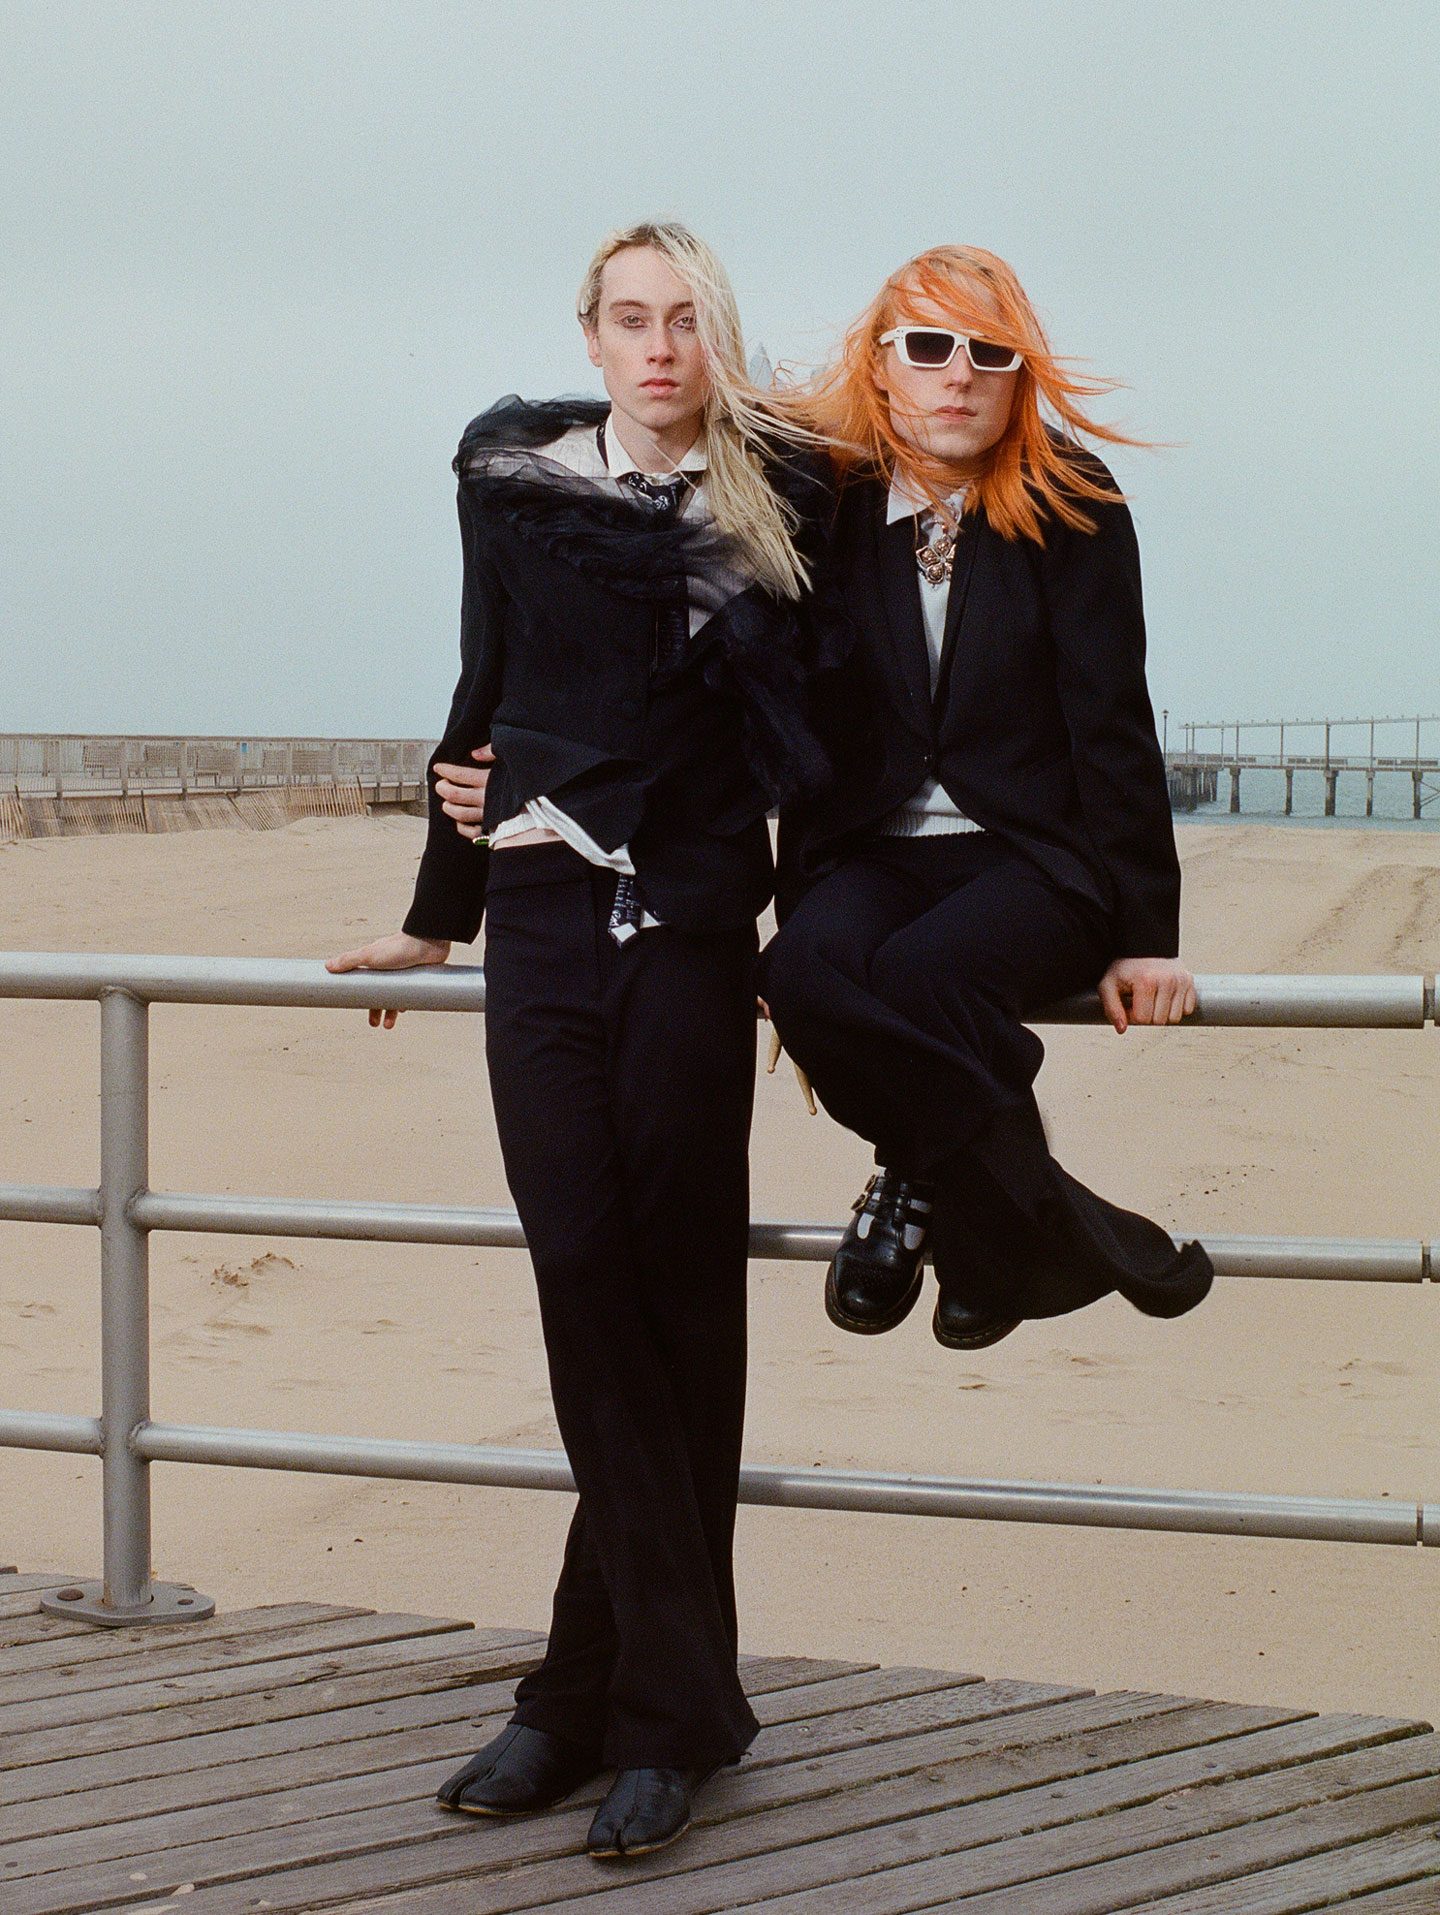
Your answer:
[788,246,1144,542]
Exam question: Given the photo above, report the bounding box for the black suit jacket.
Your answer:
[404,404,830,943]
[779,469,1181,958]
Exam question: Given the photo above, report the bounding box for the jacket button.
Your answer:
[620,698,640,719]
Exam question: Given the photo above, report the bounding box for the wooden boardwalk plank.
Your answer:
[0,1639,546,1791]
[722,1762,1440,1915]
[501,1719,1435,1915]
[0,1655,870,1838]
[1125,1826,1440,1910]
[0,1689,1197,1891]
[750,1665,979,1725]
[953,1792,1440,1914]
[208,1706,1206,1915]
[311,1709,1403,1915]
[25,1682,1101,1915]
[0,1573,90,1596]
[0,1613,476,1730]
[0,1610,466,1716]
[0,1688,1276,1880]
[315,1702,1307,1915]
[0,1600,365,1657]
[0,1613,95,1644]
[738,1653,874,1691]
[743,1676,1089,1773]
[1,1591,1434,1915]
[0,1678,1060,1911]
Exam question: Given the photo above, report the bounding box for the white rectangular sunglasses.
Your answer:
[880,326,1023,372]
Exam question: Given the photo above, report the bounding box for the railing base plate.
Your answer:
[39,1579,216,1627]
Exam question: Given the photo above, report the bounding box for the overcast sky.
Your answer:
[3,1,1436,741]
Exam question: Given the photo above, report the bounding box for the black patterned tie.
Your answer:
[620,472,692,675]
[620,471,690,520]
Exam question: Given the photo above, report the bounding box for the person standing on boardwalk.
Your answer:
[762,246,1213,1352]
[328,223,827,1859]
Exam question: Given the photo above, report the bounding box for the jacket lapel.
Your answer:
[871,496,936,736]
[933,519,982,711]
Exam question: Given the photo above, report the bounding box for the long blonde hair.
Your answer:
[578,222,809,598]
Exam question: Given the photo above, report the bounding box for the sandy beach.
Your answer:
[1,814,1437,1726]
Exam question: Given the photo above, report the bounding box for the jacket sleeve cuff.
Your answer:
[402,840,489,945]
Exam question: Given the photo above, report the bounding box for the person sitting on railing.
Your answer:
[328,223,830,1861]
[760,246,1214,1351]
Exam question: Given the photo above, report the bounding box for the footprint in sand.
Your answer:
[209,1252,296,1291]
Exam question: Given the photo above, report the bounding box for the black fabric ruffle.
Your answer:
[454,395,832,810]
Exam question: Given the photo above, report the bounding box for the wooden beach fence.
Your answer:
[0,734,430,841]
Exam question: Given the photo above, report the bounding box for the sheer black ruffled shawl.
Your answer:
[454,396,831,809]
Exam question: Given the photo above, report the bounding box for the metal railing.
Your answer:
[1170,715,1440,770]
[1,952,1436,1627]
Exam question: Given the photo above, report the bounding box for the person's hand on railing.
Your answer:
[326,933,451,1029]
[1097,956,1197,1034]
[435,746,493,841]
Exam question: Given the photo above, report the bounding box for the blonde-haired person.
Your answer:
[330,223,828,1858]
[763,246,1213,1350]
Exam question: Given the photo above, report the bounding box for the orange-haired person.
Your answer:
[761,247,1213,1349]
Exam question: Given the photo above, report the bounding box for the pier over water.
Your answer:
[1166,715,1440,820]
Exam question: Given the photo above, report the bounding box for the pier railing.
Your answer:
[0,952,1436,1627]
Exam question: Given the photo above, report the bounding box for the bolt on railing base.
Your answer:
[40,1579,215,1627]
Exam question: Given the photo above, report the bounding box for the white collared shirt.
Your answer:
[880,473,982,839]
[603,413,707,482]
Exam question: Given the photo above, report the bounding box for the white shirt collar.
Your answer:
[886,470,965,525]
[603,412,707,481]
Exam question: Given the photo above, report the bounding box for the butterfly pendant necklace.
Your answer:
[915,517,958,585]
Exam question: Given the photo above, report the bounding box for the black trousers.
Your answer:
[762,835,1212,1321]
[481,843,761,1769]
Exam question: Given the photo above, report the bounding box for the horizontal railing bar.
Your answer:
[1191,1235,1428,1283]
[0,1410,104,1455]
[0,1185,101,1226]
[1043,973,1429,1028]
[0,953,488,1012]
[132,1191,528,1248]
[128,1191,1431,1282]
[124,1422,1426,1546]
[0,953,1432,1027]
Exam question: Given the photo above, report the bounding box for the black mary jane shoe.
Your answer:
[436,1723,602,1817]
[586,1764,718,1860]
[932,1290,1021,1351]
[825,1170,934,1335]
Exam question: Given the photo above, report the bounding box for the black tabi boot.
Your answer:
[825,1170,935,1334]
[435,1723,602,1817]
[587,1764,720,1859]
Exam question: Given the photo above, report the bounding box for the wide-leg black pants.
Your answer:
[762,835,1212,1321]
[481,843,761,1769]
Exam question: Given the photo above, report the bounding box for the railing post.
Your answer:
[41,989,213,1626]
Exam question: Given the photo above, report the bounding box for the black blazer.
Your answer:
[779,468,1181,958]
[404,403,829,943]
